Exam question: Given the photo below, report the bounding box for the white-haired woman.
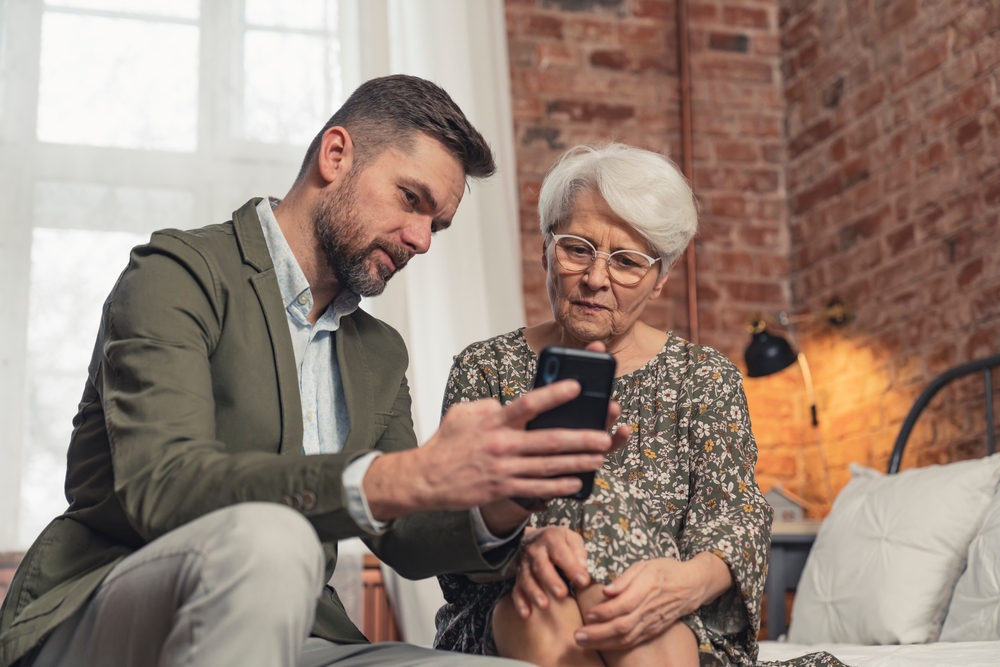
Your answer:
[434,145,841,667]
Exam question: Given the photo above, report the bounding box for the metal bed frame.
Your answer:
[887,353,1000,474]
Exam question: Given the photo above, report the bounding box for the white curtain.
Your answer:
[0,0,522,647]
[354,0,524,647]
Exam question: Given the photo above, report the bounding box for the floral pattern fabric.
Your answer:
[433,329,847,667]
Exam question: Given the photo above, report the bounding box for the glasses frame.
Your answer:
[548,233,661,286]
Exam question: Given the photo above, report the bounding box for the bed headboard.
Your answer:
[887,353,1000,474]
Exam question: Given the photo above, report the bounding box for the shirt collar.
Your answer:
[256,197,361,331]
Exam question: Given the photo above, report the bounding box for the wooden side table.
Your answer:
[764,521,821,639]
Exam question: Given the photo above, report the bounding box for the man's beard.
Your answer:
[314,175,412,297]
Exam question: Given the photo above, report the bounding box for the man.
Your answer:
[0,75,627,667]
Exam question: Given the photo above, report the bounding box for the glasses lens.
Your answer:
[554,237,594,271]
[608,251,652,285]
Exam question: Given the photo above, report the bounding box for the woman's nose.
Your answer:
[582,255,611,289]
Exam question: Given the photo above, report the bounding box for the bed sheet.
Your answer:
[758,640,1000,666]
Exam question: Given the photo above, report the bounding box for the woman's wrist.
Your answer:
[690,551,734,607]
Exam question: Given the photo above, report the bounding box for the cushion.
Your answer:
[787,455,1000,645]
[940,486,1000,641]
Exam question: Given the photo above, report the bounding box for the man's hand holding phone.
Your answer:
[362,341,629,534]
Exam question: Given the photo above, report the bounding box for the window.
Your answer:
[1,0,346,550]
[238,0,342,144]
[37,1,200,151]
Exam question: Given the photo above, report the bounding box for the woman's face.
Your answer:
[543,188,669,343]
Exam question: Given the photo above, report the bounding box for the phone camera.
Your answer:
[542,356,560,385]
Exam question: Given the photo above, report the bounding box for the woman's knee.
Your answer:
[492,593,598,665]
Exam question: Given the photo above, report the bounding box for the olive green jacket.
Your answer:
[0,199,517,666]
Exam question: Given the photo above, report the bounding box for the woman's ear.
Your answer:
[540,238,549,271]
[648,271,669,300]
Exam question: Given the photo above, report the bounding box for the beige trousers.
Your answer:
[30,503,528,667]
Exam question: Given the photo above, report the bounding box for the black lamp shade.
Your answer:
[744,330,797,378]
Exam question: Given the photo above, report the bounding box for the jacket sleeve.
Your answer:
[363,368,520,579]
[103,233,378,544]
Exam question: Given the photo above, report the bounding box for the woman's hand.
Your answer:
[575,552,732,651]
[511,526,591,618]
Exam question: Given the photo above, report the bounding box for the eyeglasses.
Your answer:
[548,234,661,286]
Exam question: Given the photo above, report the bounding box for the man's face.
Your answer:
[314,133,466,297]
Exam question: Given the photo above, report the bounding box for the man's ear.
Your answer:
[316,126,354,185]
[648,271,669,300]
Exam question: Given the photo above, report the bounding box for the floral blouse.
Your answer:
[433,330,845,667]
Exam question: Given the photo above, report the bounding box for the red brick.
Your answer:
[688,2,717,23]
[852,80,886,115]
[634,0,671,20]
[789,118,835,157]
[927,81,991,130]
[890,35,949,91]
[879,0,918,33]
[839,204,890,250]
[695,55,774,83]
[955,119,982,148]
[956,257,984,289]
[590,49,629,69]
[723,6,770,29]
[546,100,636,122]
[915,142,948,175]
[715,140,759,162]
[524,14,564,39]
[885,223,915,256]
[791,173,841,213]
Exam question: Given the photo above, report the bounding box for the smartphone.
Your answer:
[526,346,616,500]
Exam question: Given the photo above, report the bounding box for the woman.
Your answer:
[434,144,842,667]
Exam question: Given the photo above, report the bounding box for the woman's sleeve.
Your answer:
[677,349,773,637]
[440,343,500,416]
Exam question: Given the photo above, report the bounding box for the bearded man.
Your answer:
[0,75,627,667]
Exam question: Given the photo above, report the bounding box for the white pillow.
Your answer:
[940,486,1000,640]
[787,455,1000,645]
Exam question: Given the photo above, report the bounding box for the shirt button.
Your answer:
[306,411,313,422]
[297,294,309,305]
[300,491,317,510]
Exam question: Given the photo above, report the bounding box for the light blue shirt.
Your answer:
[257,198,520,547]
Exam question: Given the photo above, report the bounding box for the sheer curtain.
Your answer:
[0,1,523,640]
[357,0,524,647]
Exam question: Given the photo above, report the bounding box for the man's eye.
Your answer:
[403,190,418,207]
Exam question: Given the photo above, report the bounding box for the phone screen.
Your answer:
[526,346,616,499]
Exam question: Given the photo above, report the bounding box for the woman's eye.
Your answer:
[566,244,591,256]
[615,254,642,268]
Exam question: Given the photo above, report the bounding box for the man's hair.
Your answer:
[298,74,496,181]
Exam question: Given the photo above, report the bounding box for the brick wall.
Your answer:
[506,0,1000,512]
[505,0,809,498]
[781,0,1000,506]
[506,0,687,332]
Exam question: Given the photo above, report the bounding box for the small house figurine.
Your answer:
[764,486,808,523]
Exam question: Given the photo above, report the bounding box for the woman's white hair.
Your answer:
[538,143,698,273]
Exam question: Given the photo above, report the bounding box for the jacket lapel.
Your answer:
[337,314,373,455]
[233,199,304,455]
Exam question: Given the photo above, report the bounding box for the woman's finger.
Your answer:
[546,533,589,589]
[530,547,569,600]
[585,584,643,623]
[603,561,641,596]
[510,584,533,619]
[516,555,551,610]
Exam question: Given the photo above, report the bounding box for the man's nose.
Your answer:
[401,216,433,255]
